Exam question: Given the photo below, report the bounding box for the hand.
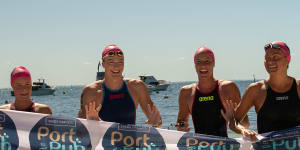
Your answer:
[175,121,190,132]
[85,101,102,121]
[221,100,258,141]
[241,128,258,142]
[221,100,237,122]
[144,104,162,128]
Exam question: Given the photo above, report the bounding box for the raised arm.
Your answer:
[77,85,101,120]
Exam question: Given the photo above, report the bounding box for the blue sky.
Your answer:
[1,0,300,88]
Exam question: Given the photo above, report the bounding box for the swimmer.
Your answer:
[78,44,162,128]
[229,41,300,140]
[176,46,249,137]
[0,66,52,114]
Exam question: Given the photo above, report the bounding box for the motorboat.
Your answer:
[96,60,105,81]
[11,79,56,96]
[139,75,170,92]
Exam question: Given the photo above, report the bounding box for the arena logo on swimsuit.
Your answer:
[198,96,214,102]
[276,96,289,101]
[0,111,19,150]
[29,116,92,150]
[102,123,166,150]
[177,133,240,150]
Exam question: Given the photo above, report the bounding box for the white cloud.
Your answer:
[178,57,185,60]
[83,62,92,65]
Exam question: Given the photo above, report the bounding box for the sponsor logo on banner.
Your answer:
[177,132,240,150]
[102,123,166,150]
[29,116,92,150]
[0,111,19,150]
[253,126,300,150]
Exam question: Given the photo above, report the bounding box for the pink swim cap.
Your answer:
[10,66,31,87]
[102,44,123,58]
[194,46,215,63]
[264,41,291,62]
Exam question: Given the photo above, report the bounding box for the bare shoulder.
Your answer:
[219,80,238,90]
[178,84,195,109]
[82,80,102,94]
[295,78,300,97]
[78,81,102,118]
[247,80,265,92]
[180,84,195,96]
[0,104,11,110]
[34,103,52,114]
[242,80,266,102]
[218,80,240,99]
[124,78,151,106]
[125,78,147,90]
[126,78,144,86]
[81,80,102,105]
[295,78,300,87]
[34,103,50,108]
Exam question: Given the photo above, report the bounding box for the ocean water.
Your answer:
[0,80,256,138]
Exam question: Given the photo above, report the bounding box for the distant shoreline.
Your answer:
[0,79,263,89]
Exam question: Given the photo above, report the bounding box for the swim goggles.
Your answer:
[264,43,289,51]
[107,51,123,57]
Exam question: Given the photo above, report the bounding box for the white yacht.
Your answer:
[11,79,56,96]
[31,79,56,96]
[139,75,170,92]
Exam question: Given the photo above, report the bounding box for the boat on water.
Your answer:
[96,60,105,81]
[96,61,170,92]
[11,79,56,96]
[139,75,170,92]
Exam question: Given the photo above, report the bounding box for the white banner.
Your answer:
[0,109,299,150]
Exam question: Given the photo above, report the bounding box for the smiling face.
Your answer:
[194,52,215,80]
[12,77,32,100]
[264,48,289,75]
[102,54,124,79]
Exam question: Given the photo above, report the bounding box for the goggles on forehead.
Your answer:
[264,42,291,62]
[264,43,290,51]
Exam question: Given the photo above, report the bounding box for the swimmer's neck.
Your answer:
[197,77,217,93]
[103,78,123,90]
[13,98,34,111]
[267,74,290,88]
